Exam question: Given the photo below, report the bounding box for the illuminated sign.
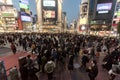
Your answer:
[94,0,116,20]
[21,11,30,16]
[98,11,109,14]
[21,15,32,22]
[44,10,55,18]
[1,13,14,17]
[19,3,29,9]
[97,3,112,11]
[43,0,55,7]
[19,0,29,4]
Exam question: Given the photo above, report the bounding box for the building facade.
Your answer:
[0,0,18,32]
[62,12,67,32]
[112,0,120,32]
[77,0,89,34]
[36,0,62,33]
[18,0,33,31]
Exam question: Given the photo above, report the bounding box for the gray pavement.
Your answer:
[0,47,11,55]
[0,43,31,57]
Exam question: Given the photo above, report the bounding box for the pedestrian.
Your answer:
[44,59,56,80]
[87,60,98,80]
[26,55,34,69]
[41,55,47,73]
[36,54,42,71]
[19,63,28,80]
[28,67,38,80]
[31,42,36,54]
[10,42,16,54]
[68,55,74,71]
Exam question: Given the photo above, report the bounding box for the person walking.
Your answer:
[44,59,56,80]
[87,60,98,80]
[68,55,74,71]
[10,42,17,54]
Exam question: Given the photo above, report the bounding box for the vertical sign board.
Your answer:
[17,12,23,30]
[0,61,7,80]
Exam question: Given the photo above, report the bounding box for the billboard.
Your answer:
[43,0,55,7]
[19,3,29,9]
[19,0,29,4]
[20,12,32,22]
[97,3,112,11]
[42,0,58,25]
[94,0,116,20]
[44,10,55,18]
[21,15,32,22]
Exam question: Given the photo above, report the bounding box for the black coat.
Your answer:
[88,65,98,78]
[68,55,74,70]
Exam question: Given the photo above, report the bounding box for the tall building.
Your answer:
[77,0,89,34]
[62,12,67,32]
[78,0,117,35]
[112,0,120,32]
[36,0,63,32]
[91,0,116,32]
[18,0,33,31]
[0,0,18,32]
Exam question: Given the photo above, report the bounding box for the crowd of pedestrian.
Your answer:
[0,33,120,80]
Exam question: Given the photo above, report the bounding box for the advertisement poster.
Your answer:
[0,61,7,80]
[94,0,116,20]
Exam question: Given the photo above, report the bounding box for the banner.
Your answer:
[0,61,7,80]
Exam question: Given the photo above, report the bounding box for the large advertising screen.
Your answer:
[20,12,32,22]
[94,0,116,20]
[19,0,29,4]
[97,3,112,11]
[43,0,55,7]
[19,3,29,9]
[44,10,55,18]
[21,15,32,22]
[42,0,57,25]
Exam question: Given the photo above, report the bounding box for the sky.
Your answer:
[62,0,81,24]
[12,0,81,23]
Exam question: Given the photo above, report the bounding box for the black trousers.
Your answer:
[89,76,95,80]
[47,73,53,80]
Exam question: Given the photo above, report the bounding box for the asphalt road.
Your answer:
[0,47,11,57]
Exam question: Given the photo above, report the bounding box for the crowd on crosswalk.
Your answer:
[0,33,120,80]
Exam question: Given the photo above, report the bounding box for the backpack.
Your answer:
[45,63,54,73]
